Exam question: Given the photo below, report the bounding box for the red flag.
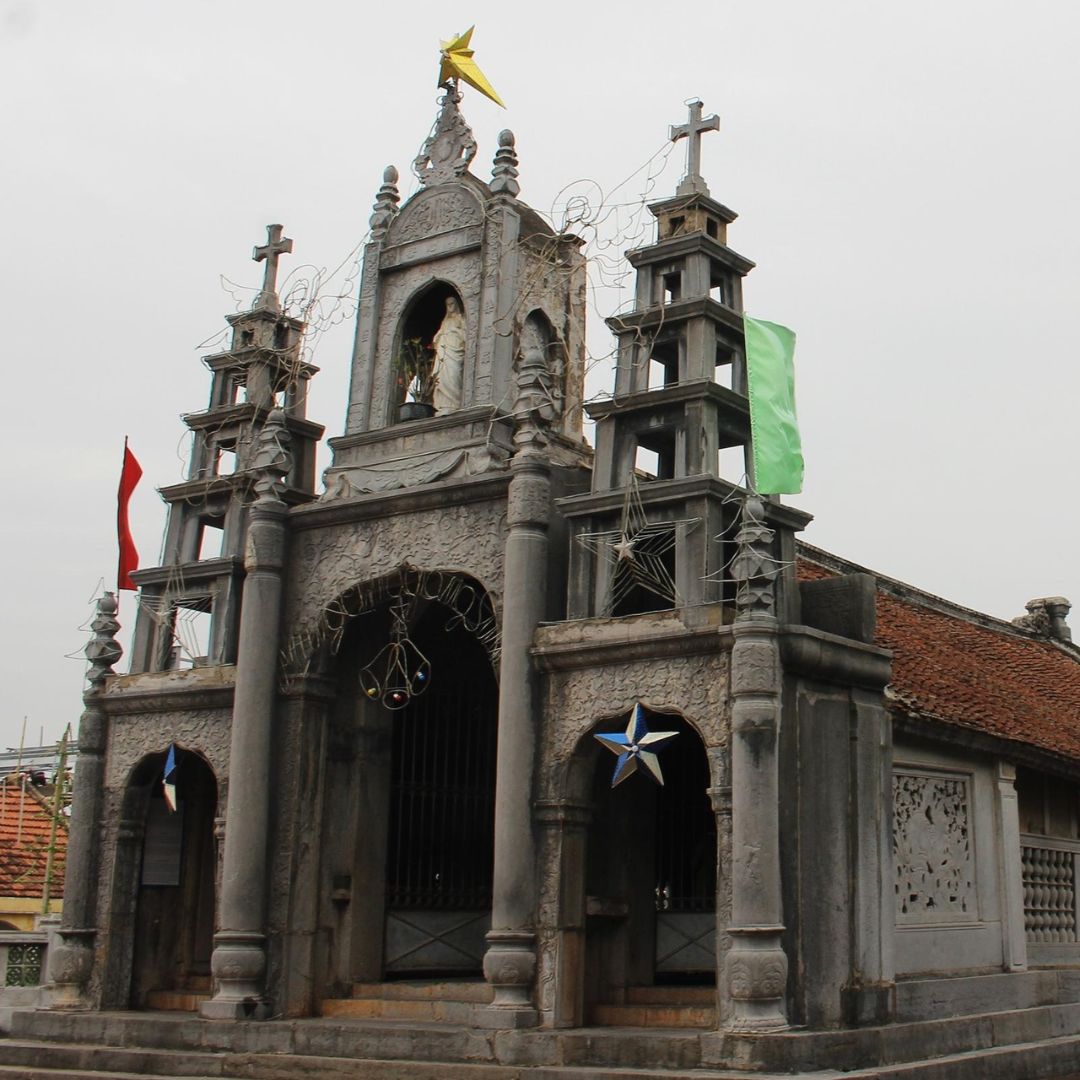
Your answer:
[117,439,143,591]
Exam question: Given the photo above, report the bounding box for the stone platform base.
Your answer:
[2,995,1080,1079]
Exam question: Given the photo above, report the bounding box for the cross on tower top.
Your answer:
[669,100,720,197]
[252,224,293,313]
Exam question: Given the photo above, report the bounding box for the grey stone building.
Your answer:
[20,91,1080,1078]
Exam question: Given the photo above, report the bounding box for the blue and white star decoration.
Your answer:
[594,703,679,787]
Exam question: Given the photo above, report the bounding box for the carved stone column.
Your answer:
[477,334,555,1029]
[708,779,733,1025]
[723,497,789,1031]
[202,411,291,1020]
[46,593,121,1008]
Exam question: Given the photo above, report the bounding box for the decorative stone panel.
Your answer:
[540,650,729,800]
[106,709,232,790]
[894,770,976,924]
[285,499,508,669]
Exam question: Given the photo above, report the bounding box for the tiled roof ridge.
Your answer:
[796,540,1080,657]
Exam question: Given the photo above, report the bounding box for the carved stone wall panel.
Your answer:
[540,651,729,801]
[894,770,977,924]
[105,709,232,791]
[386,186,484,247]
[285,499,508,666]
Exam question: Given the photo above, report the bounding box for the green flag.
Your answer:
[743,314,804,495]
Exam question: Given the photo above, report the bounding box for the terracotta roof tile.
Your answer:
[797,556,1080,763]
[0,785,67,899]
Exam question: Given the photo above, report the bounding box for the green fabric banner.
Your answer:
[743,314,804,495]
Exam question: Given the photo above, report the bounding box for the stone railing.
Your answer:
[1021,836,1080,944]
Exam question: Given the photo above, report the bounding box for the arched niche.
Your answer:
[392,282,466,422]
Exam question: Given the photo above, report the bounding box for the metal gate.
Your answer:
[653,721,716,974]
[384,622,497,975]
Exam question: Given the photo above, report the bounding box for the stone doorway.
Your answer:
[381,600,497,976]
[583,712,716,1022]
[126,750,217,1010]
[322,577,499,994]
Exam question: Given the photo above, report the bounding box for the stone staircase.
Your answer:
[0,976,1079,1079]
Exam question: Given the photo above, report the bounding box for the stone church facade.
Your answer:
[31,91,1080,1077]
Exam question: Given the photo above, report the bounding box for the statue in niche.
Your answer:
[431,296,466,413]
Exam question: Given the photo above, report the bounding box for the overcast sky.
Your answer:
[3,0,1077,753]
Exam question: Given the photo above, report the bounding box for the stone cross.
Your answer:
[669,100,720,197]
[252,224,293,313]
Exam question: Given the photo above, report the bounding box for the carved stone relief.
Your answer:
[894,770,976,923]
[106,709,232,791]
[387,187,484,246]
[539,651,729,801]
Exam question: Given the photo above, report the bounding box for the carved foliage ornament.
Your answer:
[894,771,976,922]
[414,86,477,187]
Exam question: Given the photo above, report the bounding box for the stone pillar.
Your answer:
[723,497,789,1032]
[46,593,121,1008]
[996,761,1028,972]
[708,778,734,1026]
[477,331,555,1029]
[202,411,292,1020]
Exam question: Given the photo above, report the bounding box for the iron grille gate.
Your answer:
[384,637,497,975]
[653,719,717,975]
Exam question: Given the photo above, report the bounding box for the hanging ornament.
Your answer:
[594,702,679,787]
[577,474,700,616]
[358,596,432,710]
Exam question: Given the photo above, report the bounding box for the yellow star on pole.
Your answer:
[439,26,505,108]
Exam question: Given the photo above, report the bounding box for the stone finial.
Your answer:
[490,129,520,198]
[511,320,556,453]
[85,592,122,687]
[1013,596,1073,643]
[252,225,293,314]
[731,496,778,617]
[250,409,293,502]
[414,85,477,186]
[369,166,400,238]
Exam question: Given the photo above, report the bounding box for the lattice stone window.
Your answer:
[894,770,976,924]
[4,943,43,987]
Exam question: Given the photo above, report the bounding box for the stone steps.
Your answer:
[589,984,717,1028]
[321,978,495,1022]
[3,1003,1080,1079]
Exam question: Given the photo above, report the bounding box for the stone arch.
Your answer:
[281,564,501,690]
[103,747,218,1010]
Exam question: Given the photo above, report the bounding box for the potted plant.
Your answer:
[396,337,437,421]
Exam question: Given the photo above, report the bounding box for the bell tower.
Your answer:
[324,87,589,498]
[128,226,324,672]
[563,101,810,620]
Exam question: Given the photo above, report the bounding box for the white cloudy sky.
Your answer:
[3,0,1077,752]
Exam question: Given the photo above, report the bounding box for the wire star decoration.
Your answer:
[595,703,679,787]
[577,475,700,615]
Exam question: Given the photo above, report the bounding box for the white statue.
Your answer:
[431,296,466,413]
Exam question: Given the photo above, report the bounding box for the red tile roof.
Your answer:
[798,554,1080,764]
[0,784,66,899]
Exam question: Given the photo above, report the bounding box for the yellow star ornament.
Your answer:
[439,27,505,108]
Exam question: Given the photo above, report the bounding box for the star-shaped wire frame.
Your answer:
[594,703,679,787]
[577,475,700,616]
[439,27,505,108]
